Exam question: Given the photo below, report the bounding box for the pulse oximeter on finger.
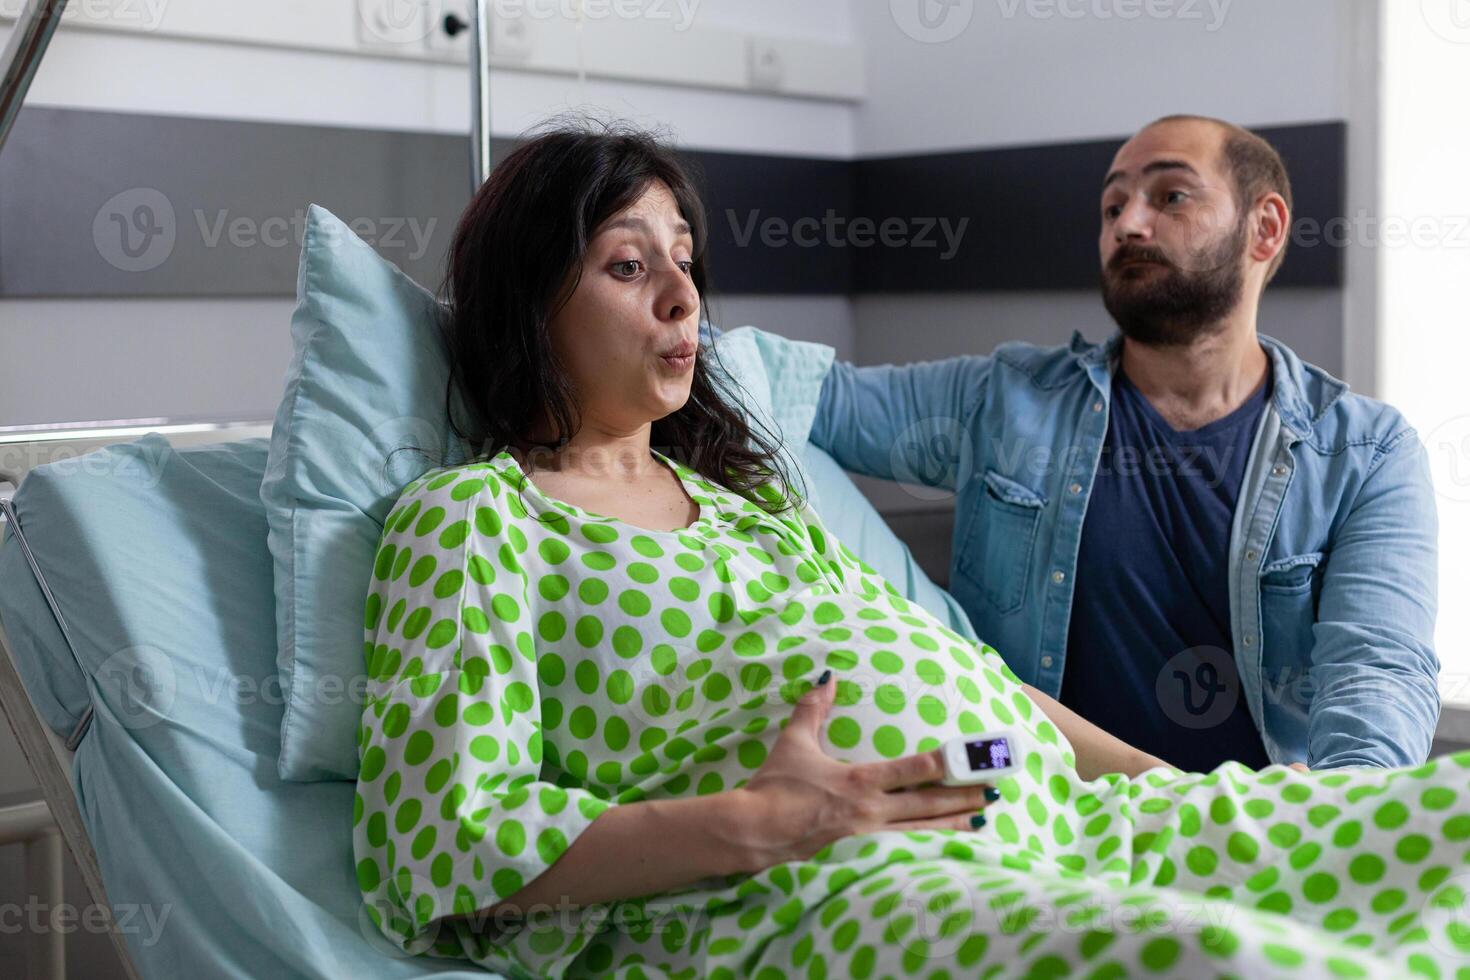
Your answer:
[940,730,1023,785]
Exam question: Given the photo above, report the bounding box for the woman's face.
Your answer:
[546,180,702,436]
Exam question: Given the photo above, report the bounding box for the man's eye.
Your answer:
[1103,205,1122,220]
[612,260,643,277]
[1164,190,1189,205]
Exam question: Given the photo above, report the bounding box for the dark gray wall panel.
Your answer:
[0,107,481,297]
[0,108,1343,298]
[853,122,1347,292]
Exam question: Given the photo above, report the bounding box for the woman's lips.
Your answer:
[660,341,697,372]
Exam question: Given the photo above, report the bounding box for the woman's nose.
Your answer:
[656,264,700,322]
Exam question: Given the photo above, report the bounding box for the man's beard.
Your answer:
[1100,218,1248,347]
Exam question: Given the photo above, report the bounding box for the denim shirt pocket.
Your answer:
[958,469,1047,615]
[1258,551,1327,673]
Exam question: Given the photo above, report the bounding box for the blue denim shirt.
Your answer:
[811,330,1441,770]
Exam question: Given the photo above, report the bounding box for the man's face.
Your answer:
[1098,121,1249,346]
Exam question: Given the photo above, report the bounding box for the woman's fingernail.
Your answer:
[984,788,1000,803]
[817,670,832,686]
[970,814,987,830]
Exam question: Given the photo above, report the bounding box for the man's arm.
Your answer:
[810,356,993,490]
[1306,429,1440,770]
[1021,683,1173,780]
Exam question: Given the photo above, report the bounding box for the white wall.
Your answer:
[852,0,1354,156]
[1379,1,1470,703]
[0,0,859,428]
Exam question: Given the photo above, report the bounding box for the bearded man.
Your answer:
[810,115,1440,773]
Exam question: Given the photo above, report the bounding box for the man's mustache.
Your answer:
[1107,245,1175,274]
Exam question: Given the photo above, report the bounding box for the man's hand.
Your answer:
[1288,762,1310,773]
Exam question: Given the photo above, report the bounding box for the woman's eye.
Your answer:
[676,260,694,275]
[1164,190,1189,206]
[612,259,644,278]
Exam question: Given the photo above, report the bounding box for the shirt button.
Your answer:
[1052,570,1066,584]
[1093,401,1103,412]
[1243,635,1255,647]
[1041,655,1054,668]
[1273,465,1287,476]
[1069,482,1083,495]
[1246,549,1258,562]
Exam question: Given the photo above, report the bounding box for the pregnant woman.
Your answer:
[354,124,1470,978]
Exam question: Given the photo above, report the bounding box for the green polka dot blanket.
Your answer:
[354,451,1470,979]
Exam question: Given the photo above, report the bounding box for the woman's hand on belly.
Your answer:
[726,671,999,875]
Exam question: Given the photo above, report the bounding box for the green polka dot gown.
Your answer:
[354,451,1470,979]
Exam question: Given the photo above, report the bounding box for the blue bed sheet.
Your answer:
[0,435,490,979]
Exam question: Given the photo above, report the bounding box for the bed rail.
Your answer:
[0,0,67,159]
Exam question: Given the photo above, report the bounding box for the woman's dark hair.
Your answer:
[435,117,801,513]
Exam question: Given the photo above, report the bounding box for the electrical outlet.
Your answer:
[357,0,431,51]
[747,37,785,91]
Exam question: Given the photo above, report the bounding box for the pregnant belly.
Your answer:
[583,589,1061,795]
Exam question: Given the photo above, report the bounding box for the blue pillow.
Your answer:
[260,205,470,781]
[262,206,971,781]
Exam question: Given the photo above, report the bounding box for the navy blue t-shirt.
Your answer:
[1059,362,1274,773]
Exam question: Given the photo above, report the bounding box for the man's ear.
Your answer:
[1251,192,1290,267]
